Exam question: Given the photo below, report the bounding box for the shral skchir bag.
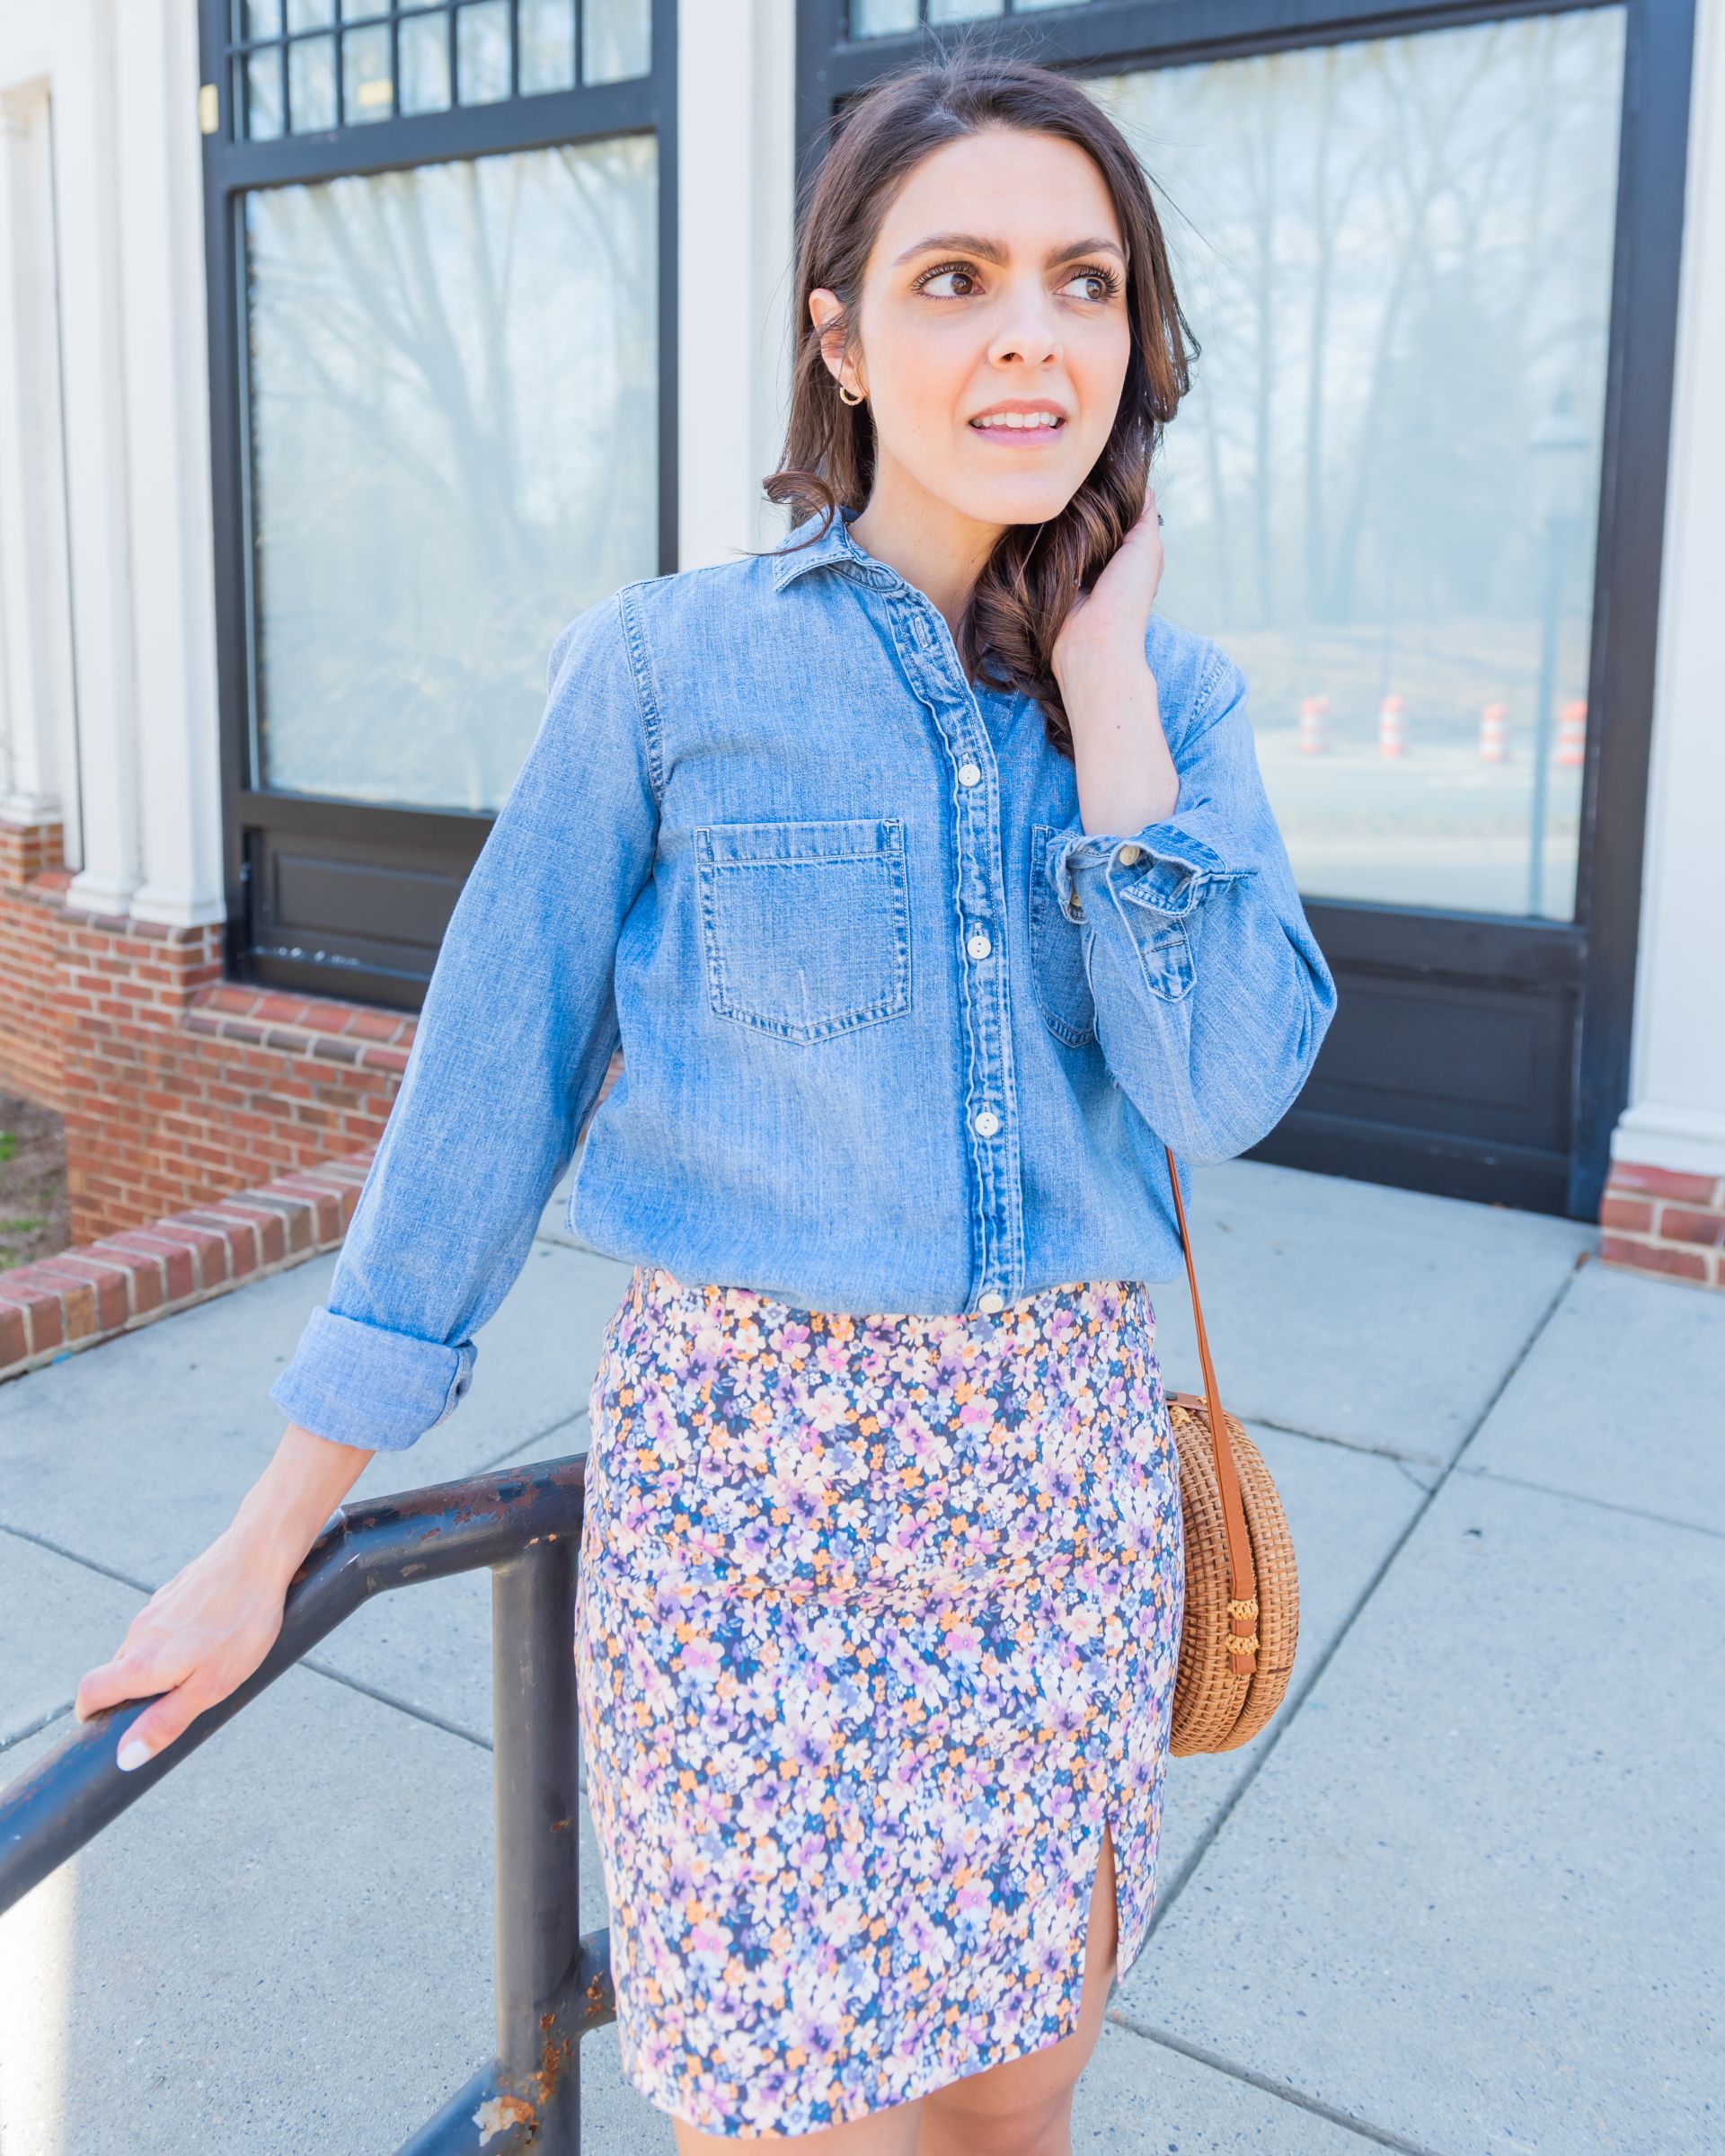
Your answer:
[1161,1144,1299,1754]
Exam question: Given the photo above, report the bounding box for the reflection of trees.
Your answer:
[1097,11,1623,639]
[1326,26,1517,619]
[1240,82,1280,628]
[1301,43,1347,624]
[246,136,659,810]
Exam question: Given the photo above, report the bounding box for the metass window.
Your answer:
[199,0,676,1006]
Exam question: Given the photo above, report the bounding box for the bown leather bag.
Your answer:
[1160,1144,1299,1754]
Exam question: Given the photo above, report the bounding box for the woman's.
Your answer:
[74,49,1335,2156]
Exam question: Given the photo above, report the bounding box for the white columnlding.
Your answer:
[0,80,76,835]
[118,0,224,932]
[0,0,222,923]
[48,0,140,918]
[677,0,796,566]
[1615,0,1725,1180]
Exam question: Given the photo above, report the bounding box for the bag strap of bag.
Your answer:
[1163,1144,1261,1674]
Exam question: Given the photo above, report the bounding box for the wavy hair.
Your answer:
[761,48,1198,761]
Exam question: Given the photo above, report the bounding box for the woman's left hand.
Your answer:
[1050,485,1165,699]
[1052,486,1179,834]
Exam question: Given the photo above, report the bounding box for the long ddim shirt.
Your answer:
[270,506,1338,1452]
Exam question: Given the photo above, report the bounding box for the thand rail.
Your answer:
[0,1454,613,2153]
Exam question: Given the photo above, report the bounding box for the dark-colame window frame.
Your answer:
[197,0,678,1012]
[800,0,1696,1222]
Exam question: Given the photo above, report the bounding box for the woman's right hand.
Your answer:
[73,1529,295,1770]
[73,1419,376,1772]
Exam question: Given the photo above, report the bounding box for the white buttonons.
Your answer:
[972,1108,1000,1138]
[977,1290,1006,1312]
[1117,843,1144,865]
[957,761,982,787]
[966,931,992,960]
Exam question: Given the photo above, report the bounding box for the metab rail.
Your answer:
[0,1454,614,2153]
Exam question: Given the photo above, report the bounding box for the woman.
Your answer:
[74,50,1335,2156]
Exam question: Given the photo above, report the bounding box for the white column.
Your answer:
[49,0,140,918]
[677,0,796,570]
[0,79,78,843]
[1613,0,1725,1177]
[116,0,224,931]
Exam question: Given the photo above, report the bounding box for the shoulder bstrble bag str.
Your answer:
[1161,1144,1300,1754]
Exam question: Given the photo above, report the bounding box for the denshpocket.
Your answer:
[694,815,913,1044]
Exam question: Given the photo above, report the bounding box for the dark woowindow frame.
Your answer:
[798,0,1696,1221]
[197,0,678,1011]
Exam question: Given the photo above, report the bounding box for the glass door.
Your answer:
[201,0,677,1003]
[799,0,1695,1219]
[1091,12,1622,926]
